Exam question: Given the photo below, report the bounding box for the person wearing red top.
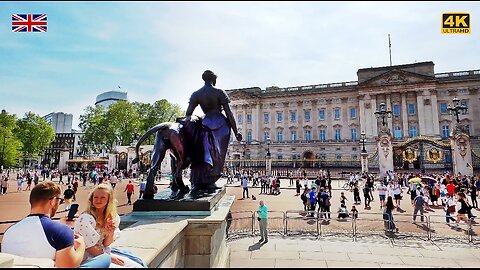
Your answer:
[124,180,135,205]
[446,181,456,196]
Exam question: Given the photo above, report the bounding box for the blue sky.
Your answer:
[0,1,479,129]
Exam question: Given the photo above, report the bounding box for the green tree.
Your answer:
[79,105,108,152]
[135,99,184,145]
[15,112,55,162]
[0,110,23,168]
[106,100,141,147]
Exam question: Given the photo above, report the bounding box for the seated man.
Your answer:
[2,181,110,268]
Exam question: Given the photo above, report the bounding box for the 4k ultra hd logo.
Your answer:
[442,13,470,34]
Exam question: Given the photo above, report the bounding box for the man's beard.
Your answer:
[50,204,59,217]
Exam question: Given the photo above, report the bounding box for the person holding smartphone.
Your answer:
[74,184,146,267]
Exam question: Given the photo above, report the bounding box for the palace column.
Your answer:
[416,93,426,136]
[401,93,409,138]
[254,102,261,141]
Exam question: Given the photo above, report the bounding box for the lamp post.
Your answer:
[447,97,468,125]
[360,131,368,173]
[266,136,271,157]
[266,136,272,176]
[360,131,367,154]
[374,102,393,128]
[1,134,7,172]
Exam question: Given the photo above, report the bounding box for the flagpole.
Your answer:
[388,34,392,66]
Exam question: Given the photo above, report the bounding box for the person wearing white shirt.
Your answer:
[393,182,402,208]
[377,182,388,209]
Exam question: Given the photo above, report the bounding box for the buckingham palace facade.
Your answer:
[225,61,480,172]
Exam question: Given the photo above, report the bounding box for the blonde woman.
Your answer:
[74,184,145,268]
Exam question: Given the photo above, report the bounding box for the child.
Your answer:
[350,205,358,219]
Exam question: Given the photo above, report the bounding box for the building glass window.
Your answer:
[305,111,311,122]
[350,108,356,119]
[319,129,326,141]
[394,126,402,139]
[440,103,448,114]
[408,104,416,115]
[335,128,341,141]
[334,108,341,120]
[264,113,269,124]
[247,114,252,124]
[264,131,269,141]
[277,155,283,160]
[277,130,283,142]
[319,109,325,121]
[305,130,311,141]
[442,125,450,139]
[290,111,296,122]
[247,131,252,142]
[461,100,469,114]
[351,128,357,141]
[238,114,243,124]
[408,125,417,138]
[277,112,283,122]
[393,104,400,116]
[336,154,342,160]
[291,130,297,141]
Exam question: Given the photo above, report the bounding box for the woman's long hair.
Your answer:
[87,183,118,229]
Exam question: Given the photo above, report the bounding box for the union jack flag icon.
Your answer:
[12,14,47,32]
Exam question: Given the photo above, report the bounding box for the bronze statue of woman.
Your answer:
[184,70,242,192]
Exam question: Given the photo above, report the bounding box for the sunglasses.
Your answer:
[51,197,64,203]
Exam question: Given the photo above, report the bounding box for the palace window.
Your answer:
[408,125,417,138]
[305,111,311,122]
[442,125,450,139]
[319,129,326,141]
[247,114,252,124]
[264,113,270,124]
[334,108,341,120]
[408,104,416,115]
[394,126,402,139]
[247,131,252,142]
[350,108,356,119]
[305,130,311,141]
[264,131,270,141]
[290,111,296,122]
[335,128,342,141]
[440,103,448,114]
[277,112,283,122]
[291,130,297,141]
[393,104,400,116]
[238,114,243,124]
[351,128,357,141]
[277,130,283,142]
[319,109,325,121]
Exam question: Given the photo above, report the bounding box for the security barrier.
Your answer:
[226,210,480,244]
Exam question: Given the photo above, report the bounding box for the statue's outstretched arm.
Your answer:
[223,104,242,141]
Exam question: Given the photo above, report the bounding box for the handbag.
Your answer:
[447,205,456,213]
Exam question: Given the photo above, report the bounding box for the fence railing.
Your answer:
[226,210,479,244]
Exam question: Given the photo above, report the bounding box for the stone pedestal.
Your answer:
[450,132,473,176]
[58,149,70,173]
[133,187,226,215]
[361,151,369,173]
[120,192,234,268]
[377,134,394,178]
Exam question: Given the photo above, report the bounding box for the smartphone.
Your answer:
[67,203,79,221]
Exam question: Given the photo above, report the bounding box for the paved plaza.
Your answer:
[229,236,480,268]
[1,174,480,268]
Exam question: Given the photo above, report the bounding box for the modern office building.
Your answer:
[95,90,128,108]
[43,112,73,133]
[225,61,480,172]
